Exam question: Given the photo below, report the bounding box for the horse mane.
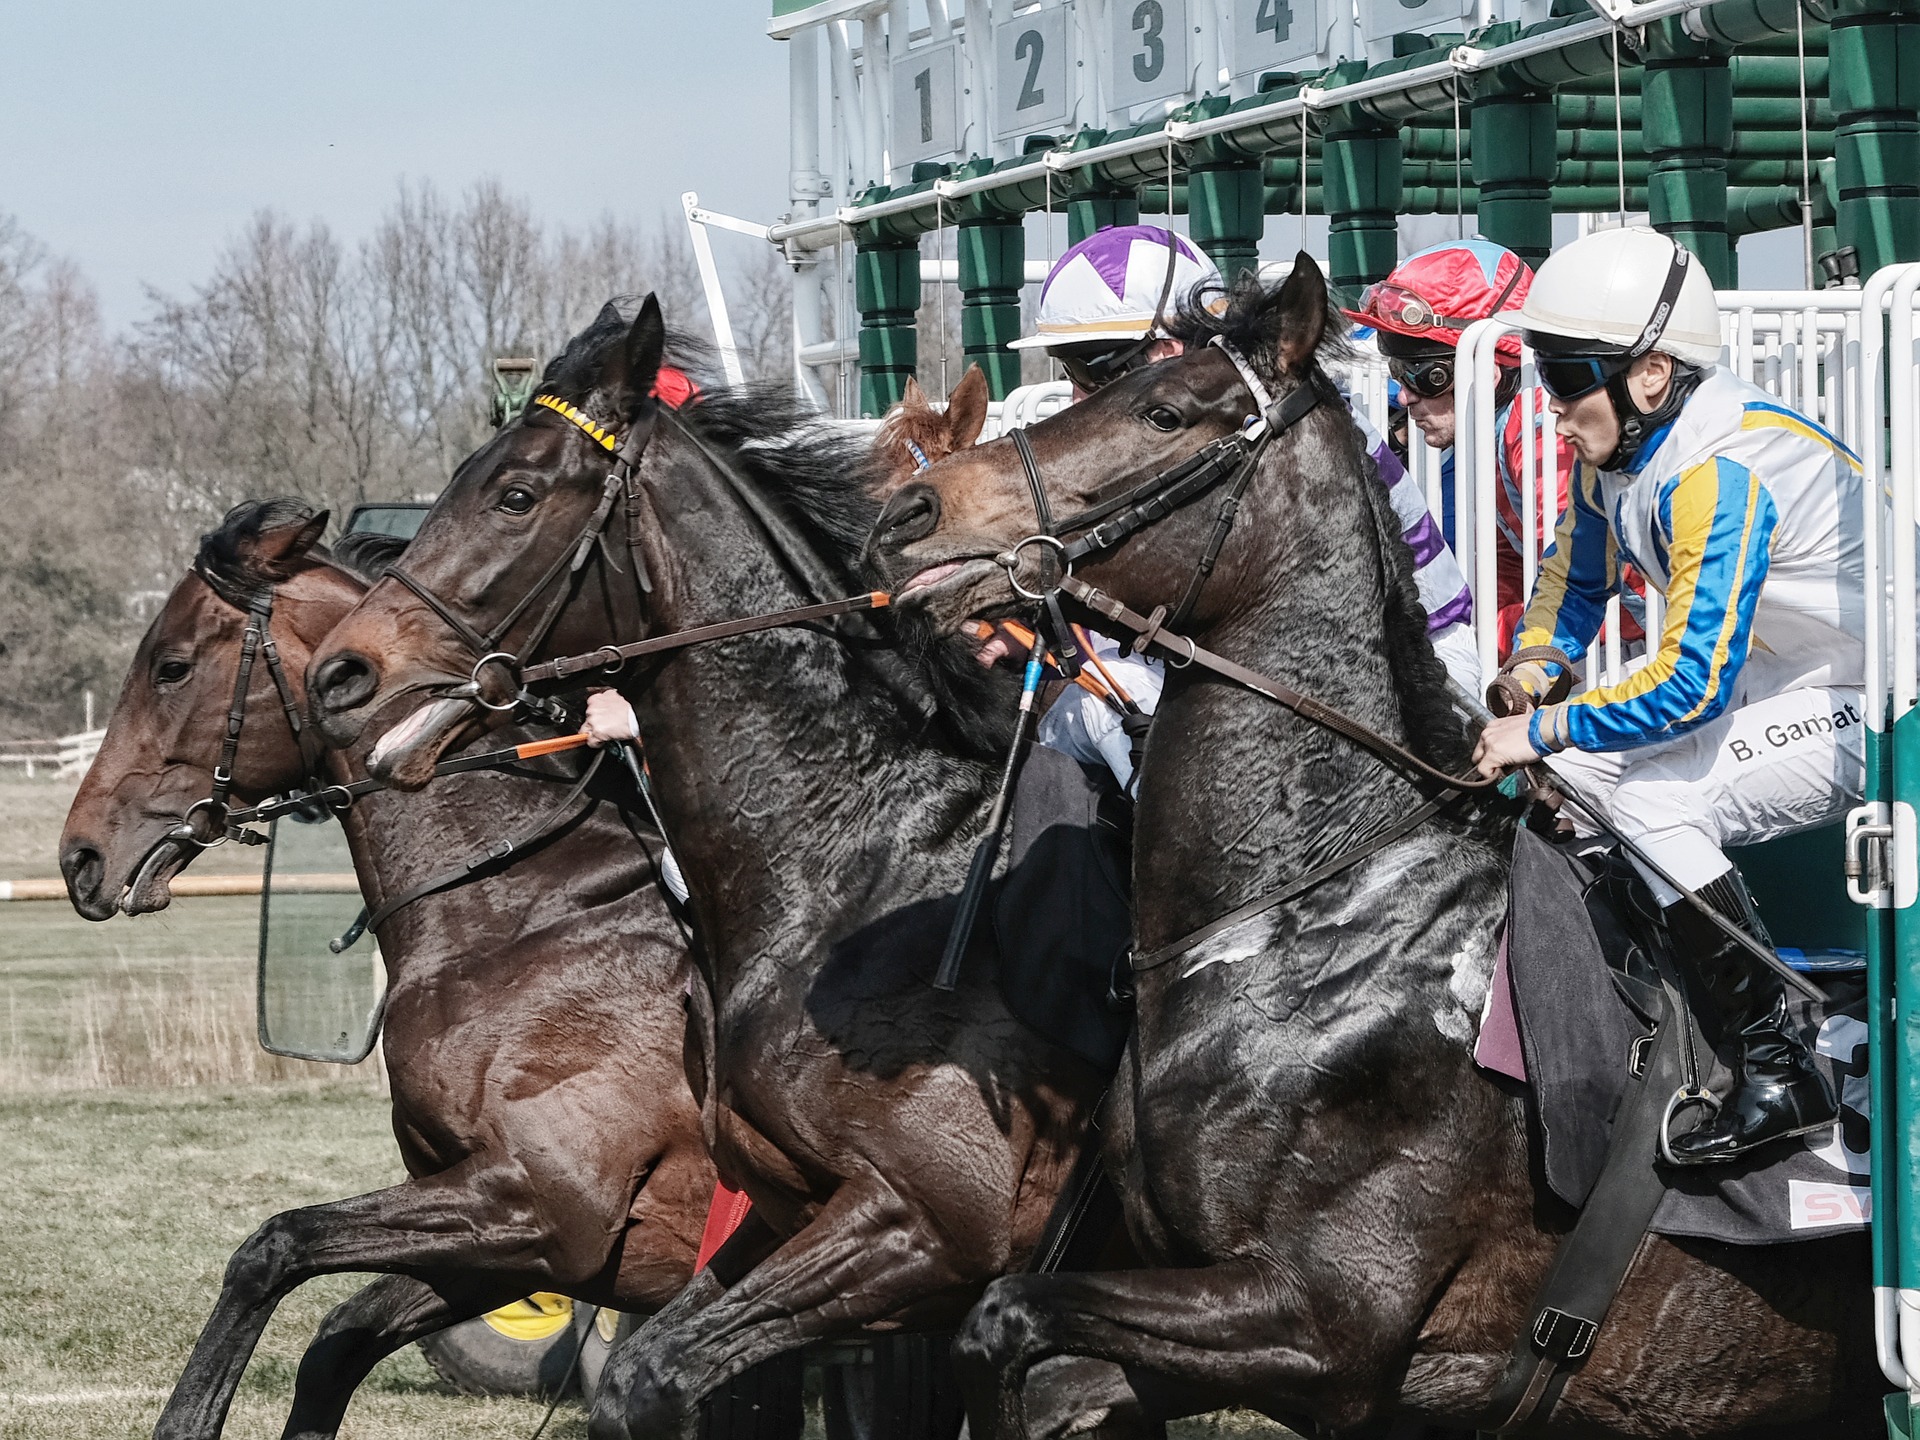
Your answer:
[1168,271,1470,772]
[535,297,715,420]
[193,499,332,607]
[331,529,410,582]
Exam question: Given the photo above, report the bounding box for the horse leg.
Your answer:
[156,1161,616,1440]
[592,1187,976,1440]
[278,1273,519,1440]
[952,1263,1388,1440]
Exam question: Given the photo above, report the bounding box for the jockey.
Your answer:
[1344,238,1576,655]
[1007,226,1482,792]
[1473,226,1851,1164]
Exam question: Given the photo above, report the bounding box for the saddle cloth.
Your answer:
[992,744,1134,1075]
[1479,827,1870,1245]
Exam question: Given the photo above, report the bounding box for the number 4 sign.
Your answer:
[892,39,962,167]
[994,8,1074,139]
[1232,0,1324,74]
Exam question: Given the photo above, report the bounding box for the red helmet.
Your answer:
[1345,239,1533,366]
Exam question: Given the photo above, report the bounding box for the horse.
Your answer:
[59,500,716,1440]
[874,368,990,489]
[302,297,1121,1440]
[863,257,1880,1438]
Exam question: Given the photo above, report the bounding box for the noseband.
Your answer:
[380,392,660,719]
[998,336,1322,639]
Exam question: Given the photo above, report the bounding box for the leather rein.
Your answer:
[996,336,1502,974]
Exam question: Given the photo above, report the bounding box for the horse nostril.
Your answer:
[60,840,110,920]
[876,483,940,547]
[312,653,377,715]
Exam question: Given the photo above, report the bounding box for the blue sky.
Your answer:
[2,1,793,331]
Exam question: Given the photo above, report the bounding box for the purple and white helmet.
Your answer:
[1009,226,1221,351]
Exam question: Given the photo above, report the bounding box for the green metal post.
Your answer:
[1472,75,1558,265]
[1643,19,1736,287]
[957,221,1025,401]
[1188,159,1266,283]
[854,238,919,418]
[1321,104,1402,295]
[1067,190,1141,244]
[1830,0,1920,271]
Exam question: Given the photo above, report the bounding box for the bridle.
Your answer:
[380,392,661,722]
[985,331,1506,975]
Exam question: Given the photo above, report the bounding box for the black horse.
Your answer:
[305,299,1123,1440]
[866,258,1879,1437]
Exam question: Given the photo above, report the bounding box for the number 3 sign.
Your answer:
[1107,0,1191,111]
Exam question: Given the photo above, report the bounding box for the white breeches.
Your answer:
[1036,637,1166,794]
[1547,683,1867,906]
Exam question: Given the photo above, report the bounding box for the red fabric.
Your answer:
[694,1181,753,1271]
[652,366,698,409]
[1349,243,1533,365]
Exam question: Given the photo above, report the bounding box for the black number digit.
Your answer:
[1015,30,1046,110]
[914,68,933,143]
[1131,0,1164,83]
[1256,0,1293,41]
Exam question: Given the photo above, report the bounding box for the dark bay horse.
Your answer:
[865,259,1879,1437]
[60,501,714,1440]
[303,299,1116,1439]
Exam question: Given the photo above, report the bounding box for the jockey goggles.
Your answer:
[1386,354,1455,400]
[1534,350,1636,401]
[1055,338,1160,393]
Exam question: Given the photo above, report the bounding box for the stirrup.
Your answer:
[1657,1084,1721,1167]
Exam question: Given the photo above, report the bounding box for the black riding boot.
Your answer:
[1661,870,1836,1165]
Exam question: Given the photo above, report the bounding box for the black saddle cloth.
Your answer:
[1504,827,1869,1246]
[992,745,1134,1074]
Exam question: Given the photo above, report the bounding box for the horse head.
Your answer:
[59,501,356,919]
[867,255,1344,641]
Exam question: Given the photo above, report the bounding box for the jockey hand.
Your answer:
[583,688,639,748]
[1472,712,1542,779]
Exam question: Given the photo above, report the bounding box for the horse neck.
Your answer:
[623,439,993,999]
[1130,440,1440,954]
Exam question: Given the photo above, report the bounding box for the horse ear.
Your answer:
[1271,251,1328,376]
[900,376,928,412]
[253,509,329,570]
[945,366,988,450]
[604,293,666,420]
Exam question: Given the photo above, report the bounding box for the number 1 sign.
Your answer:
[891,39,962,167]
[994,7,1075,139]
[1107,0,1191,111]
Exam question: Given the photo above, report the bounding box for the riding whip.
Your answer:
[933,628,1048,991]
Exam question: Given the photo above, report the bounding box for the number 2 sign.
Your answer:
[994,7,1074,139]
[891,39,961,167]
[1106,0,1191,111]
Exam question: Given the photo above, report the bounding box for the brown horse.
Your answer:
[865,259,1881,1437]
[303,299,1118,1440]
[874,369,989,490]
[60,501,714,1440]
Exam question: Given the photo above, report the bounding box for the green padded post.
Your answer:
[1067,190,1141,244]
[1643,19,1736,287]
[1321,104,1402,295]
[1829,0,1920,272]
[1188,160,1265,283]
[957,221,1025,401]
[854,239,919,418]
[1472,75,1558,265]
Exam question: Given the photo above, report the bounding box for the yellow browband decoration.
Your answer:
[532,393,618,452]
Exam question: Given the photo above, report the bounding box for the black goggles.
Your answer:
[1055,338,1157,393]
[1386,354,1455,400]
[1535,351,1633,401]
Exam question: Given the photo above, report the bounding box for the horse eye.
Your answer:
[155,659,192,686]
[1142,405,1184,432]
[497,487,537,515]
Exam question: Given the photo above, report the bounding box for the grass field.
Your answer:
[1,775,1290,1440]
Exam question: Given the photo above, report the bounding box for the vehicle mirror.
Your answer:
[256,805,385,1063]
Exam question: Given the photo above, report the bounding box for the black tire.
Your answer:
[417,1293,580,1398]
[574,1306,637,1407]
[824,1336,963,1440]
[701,1350,805,1440]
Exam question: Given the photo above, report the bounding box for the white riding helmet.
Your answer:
[1520,227,1722,368]
[1009,226,1221,350]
